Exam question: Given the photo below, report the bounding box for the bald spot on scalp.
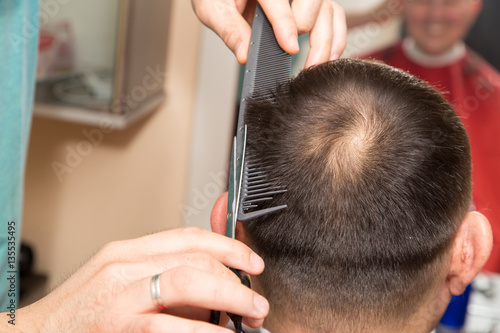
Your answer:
[302,90,381,182]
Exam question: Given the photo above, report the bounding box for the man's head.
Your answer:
[211,59,492,332]
[401,0,482,55]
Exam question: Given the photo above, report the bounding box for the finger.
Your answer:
[304,0,334,68]
[120,267,270,320]
[330,1,347,60]
[164,303,264,327]
[242,316,265,329]
[192,0,251,64]
[258,0,300,54]
[133,313,233,333]
[162,267,268,318]
[96,251,243,287]
[219,304,265,329]
[109,228,265,275]
[291,0,322,35]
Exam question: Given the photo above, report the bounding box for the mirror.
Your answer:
[34,0,172,129]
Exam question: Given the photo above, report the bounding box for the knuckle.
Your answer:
[181,226,204,236]
[168,265,196,293]
[140,317,161,333]
[190,252,218,270]
[180,226,205,243]
[293,0,323,34]
[98,261,123,281]
[99,240,120,257]
[221,25,240,49]
[97,239,128,264]
[296,19,314,35]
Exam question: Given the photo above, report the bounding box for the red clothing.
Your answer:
[364,42,500,272]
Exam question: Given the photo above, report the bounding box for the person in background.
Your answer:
[344,0,500,71]
[211,58,493,333]
[0,0,346,331]
[358,0,500,273]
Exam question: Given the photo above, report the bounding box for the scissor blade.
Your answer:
[226,137,238,239]
[227,126,248,239]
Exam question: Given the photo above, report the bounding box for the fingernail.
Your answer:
[331,53,339,61]
[253,295,269,316]
[250,253,264,270]
[288,35,300,54]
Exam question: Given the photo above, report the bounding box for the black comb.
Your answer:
[235,2,292,222]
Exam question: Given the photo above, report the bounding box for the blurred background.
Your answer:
[20,3,499,331]
[23,0,399,291]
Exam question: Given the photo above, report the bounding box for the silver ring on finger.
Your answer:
[150,273,169,310]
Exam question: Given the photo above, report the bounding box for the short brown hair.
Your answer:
[243,59,471,331]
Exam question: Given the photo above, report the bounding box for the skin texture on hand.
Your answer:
[192,0,347,68]
[5,228,268,333]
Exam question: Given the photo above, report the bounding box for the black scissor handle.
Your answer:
[209,270,251,333]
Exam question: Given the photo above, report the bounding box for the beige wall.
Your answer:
[22,0,202,289]
[184,27,239,231]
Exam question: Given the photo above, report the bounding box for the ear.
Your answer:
[210,192,247,243]
[446,211,492,295]
[211,192,228,235]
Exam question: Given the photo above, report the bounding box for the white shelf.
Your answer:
[33,92,165,130]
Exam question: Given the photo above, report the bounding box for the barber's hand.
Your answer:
[15,228,268,332]
[192,0,347,68]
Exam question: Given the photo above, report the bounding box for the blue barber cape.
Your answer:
[0,0,38,310]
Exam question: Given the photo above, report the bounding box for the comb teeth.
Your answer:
[238,159,287,222]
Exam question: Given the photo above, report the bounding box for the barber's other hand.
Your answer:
[192,0,346,68]
[15,227,268,332]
